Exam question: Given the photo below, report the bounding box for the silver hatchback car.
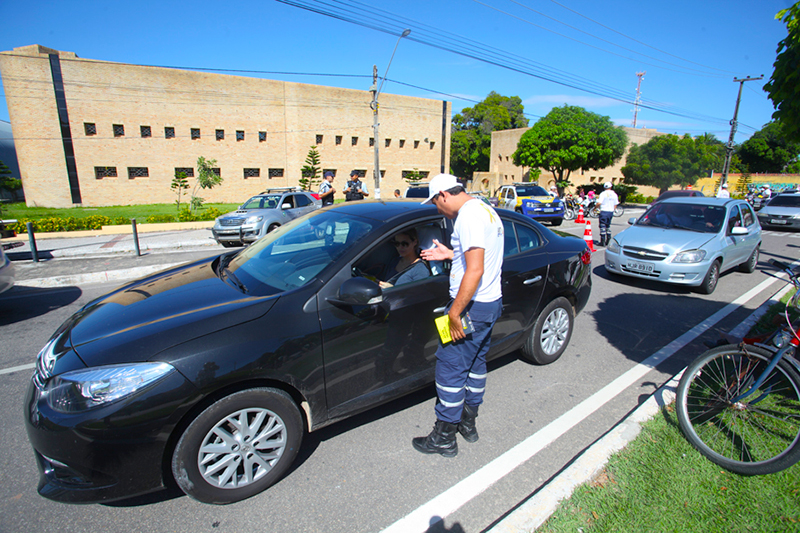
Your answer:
[604,198,761,294]
[212,188,321,247]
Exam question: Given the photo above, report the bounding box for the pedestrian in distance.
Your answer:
[319,171,336,206]
[345,170,369,201]
[549,185,559,198]
[716,182,730,198]
[414,173,504,457]
[394,189,402,198]
[597,182,618,247]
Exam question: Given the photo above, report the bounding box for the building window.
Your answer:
[237,130,245,141]
[385,138,391,147]
[259,131,267,142]
[414,140,420,149]
[113,124,125,137]
[316,134,323,144]
[165,126,175,139]
[128,167,149,179]
[351,170,366,178]
[351,136,358,146]
[84,123,96,136]
[430,141,436,149]
[211,168,221,177]
[191,128,200,140]
[174,167,194,177]
[399,139,405,148]
[94,166,117,179]
[140,125,151,138]
[216,129,224,141]
[243,168,260,179]
[268,168,284,179]
[335,135,342,145]
[369,138,375,147]
[402,170,430,180]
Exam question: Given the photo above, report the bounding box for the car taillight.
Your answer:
[580,249,592,265]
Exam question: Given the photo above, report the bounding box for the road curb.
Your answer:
[14,263,185,289]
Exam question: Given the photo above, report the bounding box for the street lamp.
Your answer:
[370,28,411,199]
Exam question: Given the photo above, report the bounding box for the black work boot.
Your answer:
[412,420,458,457]
[458,404,479,443]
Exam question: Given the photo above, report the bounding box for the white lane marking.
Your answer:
[381,272,787,533]
[0,363,35,376]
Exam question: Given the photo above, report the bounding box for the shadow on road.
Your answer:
[0,285,83,326]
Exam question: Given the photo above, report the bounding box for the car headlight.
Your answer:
[246,216,264,224]
[45,362,174,413]
[673,249,706,263]
[607,239,620,253]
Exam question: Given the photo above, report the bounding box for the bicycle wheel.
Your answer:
[613,205,624,217]
[676,344,800,475]
[563,207,575,220]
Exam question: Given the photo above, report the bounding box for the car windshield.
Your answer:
[515,186,549,196]
[637,203,725,233]
[226,211,376,294]
[767,196,800,208]
[405,186,429,198]
[241,195,282,210]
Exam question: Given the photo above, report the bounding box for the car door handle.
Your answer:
[433,306,447,313]
[523,276,542,285]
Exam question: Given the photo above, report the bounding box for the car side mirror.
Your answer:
[731,226,748,235]
[281,203,292,209]
[628,217,637,225]
[327,277,383,306]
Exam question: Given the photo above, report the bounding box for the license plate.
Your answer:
[627,260,654,273]
[543,208,555,213]
[770,219,788,225]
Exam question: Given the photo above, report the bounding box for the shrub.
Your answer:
[145,214,176,224]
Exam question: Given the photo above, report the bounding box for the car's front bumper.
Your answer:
[757,214,800,229]
[604,248,711,287]
[24,371,199,503]
[212,225,261,244]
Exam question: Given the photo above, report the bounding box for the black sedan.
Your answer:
[24,200,592,505]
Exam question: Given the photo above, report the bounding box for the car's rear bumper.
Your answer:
[757,216,800,230]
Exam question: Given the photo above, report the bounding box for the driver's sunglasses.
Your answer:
[393,240,411,247]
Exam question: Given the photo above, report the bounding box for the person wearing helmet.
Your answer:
[549,185,559,198]
[597,182,619,247]
[716,182,730,198]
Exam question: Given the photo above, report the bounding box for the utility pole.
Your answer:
[370,29,410,200]
[632,71,645,128]
[721,75,763,187]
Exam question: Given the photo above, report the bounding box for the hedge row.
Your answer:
[7,207,224,234]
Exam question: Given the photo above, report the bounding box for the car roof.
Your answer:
[658,197,740,207]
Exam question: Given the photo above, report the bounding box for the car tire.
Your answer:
[171,388,303,504]
[550,219,563,227]
[221,242,240,248]
[739,245,759,273]
[697,260,720,295]
[520,297,574,365]
[267,223,280,233]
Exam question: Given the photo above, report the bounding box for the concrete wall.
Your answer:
[0,45,450,207]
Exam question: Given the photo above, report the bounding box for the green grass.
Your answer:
[1,201,240,221]
[539,405,800,532]
[750,287,800,336]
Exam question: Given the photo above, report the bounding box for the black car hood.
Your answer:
[69,257,277,367]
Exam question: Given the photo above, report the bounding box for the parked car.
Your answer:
[0,245,14,294]
[211,188,320,247]
[403,182,429,199]
[756,192,800,230]
[650,189,705,204]
[495,184,565,226]
[25,201,592,505]
[604,198,761,294]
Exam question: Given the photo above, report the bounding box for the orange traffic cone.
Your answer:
[576,205,585,224]
[583,221,595,252]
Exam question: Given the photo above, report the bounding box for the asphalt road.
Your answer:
[1,218,798,533]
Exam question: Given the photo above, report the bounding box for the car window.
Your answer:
[514,185,549,197]
[242,196,265,209]
[741,204,755,226]
[295,194,312,208]
[501,220,540,256]
[230,212,375,293]
[767,195,800,207]
[727,205,742,233]
[353,222,445,285]
[282,195,296,209]
[502,220,518,257]
[516,223,540,252]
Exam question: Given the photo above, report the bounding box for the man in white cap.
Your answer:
[412,173,504,457]
[716,182,730,198]
[597,182,618,247]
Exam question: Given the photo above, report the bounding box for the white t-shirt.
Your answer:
[450,199,504,302]
[716,188,730,198]
[598,190,619,212]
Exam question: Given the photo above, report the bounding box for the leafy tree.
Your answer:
[735,172,753,196]
[0,160,20,191]
[170,170,190,211]
[402,168,426,185]
[299,146,321,192]
[513,105,627,195]
[191,156,222,211]
[736,121,800,173]
[764,3,800,142]
[621,134,718,194]
[695,132,744,174]
[450,92,528,179]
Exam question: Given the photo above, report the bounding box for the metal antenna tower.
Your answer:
[632,71,646,128]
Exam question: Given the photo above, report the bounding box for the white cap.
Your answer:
[421,173,460,204]
[721,183,728,188]
[604,182,612,189]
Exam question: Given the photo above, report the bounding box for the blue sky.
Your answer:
[0,0,792,144]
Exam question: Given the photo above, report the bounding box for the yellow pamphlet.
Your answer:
[434,313,475,344]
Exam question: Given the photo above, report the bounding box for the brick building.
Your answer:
[0,45,451,207]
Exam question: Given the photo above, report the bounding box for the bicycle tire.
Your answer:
[613,205,624,217]
[676,344,800,475]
